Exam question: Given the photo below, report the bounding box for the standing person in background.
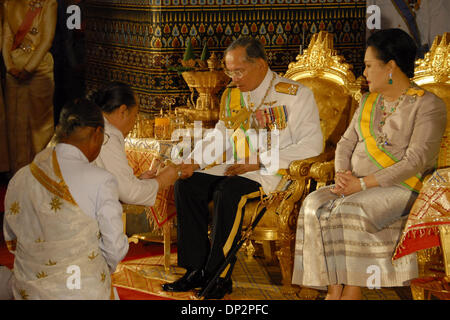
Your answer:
[366,0,450,57]
[3,98,129,299]
[0,5,10,174]
[415,0,450,52]
[2,0,57,174]
[51,0,86,126]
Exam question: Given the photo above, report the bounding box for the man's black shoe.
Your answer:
[162,269,208,292]
[197,278,232,299]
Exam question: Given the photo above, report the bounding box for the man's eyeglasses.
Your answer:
[103,132,110,145]
[224,69,247,79]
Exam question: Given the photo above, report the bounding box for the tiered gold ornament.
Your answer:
[175,51,230,128]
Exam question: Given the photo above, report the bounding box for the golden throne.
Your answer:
[393,33,450,300]
[242,31,362,293]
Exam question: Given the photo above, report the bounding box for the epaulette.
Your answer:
[275,82,299,95]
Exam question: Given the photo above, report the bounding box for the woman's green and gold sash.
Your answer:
[358,93,423,193]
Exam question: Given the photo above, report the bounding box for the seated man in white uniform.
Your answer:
[162,37,323,299]
[3,98,129,299]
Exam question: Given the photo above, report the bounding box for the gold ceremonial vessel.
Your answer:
[176,53,230,127]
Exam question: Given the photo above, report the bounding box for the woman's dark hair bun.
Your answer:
[86,82,136,114]
[86,89,106,107]
[55,98,104,142]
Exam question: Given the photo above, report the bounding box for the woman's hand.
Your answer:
[18,69,33,81]
[155,165,178,189]
[331,171,361,196]
[334,170,352,190]
[139,167,158,180]
[8,68,21,79]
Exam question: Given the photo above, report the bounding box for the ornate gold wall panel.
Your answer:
[84,0,366,116]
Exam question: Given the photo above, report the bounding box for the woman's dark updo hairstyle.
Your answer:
[87,81,136,114]
[367,28,417,78]
[55,98,104,143]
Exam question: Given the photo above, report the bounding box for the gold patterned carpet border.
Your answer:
[112,252,409,300]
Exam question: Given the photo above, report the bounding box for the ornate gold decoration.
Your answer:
[177,69,230,125]
[35,238,45,243]
[415,33,450,85]
[50,196,62,213]
[275,82,299,95]
[6,240,17,252]
[101,271,107,283]
[19,289,29,300]
[285,31,361,99]
[9,201,21,215]
[285,31,362,147]
[30,150,77,206]
[440,225,450,277]
[407,33,450,300]
[88,252,99,260]
[36,271,48,279]
[45,259,56,266]
[175,53,230,127]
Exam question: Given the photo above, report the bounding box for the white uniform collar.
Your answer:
[246,69,276,110]
[55,143,89,163]
[104,116,125,140]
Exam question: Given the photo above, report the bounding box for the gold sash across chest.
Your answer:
[358,93,423,193]
[30,149,77,205]
[224,88,254,160]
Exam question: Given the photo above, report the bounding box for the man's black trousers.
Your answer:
[174,172,261,279]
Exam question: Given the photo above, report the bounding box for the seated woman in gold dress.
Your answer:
[292,29,447,300]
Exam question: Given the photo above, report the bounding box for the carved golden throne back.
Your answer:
[414,33,450,169]
[284,32,362,163]
[242,31,362,293]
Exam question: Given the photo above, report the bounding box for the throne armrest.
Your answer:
[288,153,334,184]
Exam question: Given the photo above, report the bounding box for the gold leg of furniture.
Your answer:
[243,239,256,257]
[262,240,276,264]
[411,285,426,300]
[276,242,300,294]
[122,212,139,244]
[163,220,171,272]
[122,212,126,234]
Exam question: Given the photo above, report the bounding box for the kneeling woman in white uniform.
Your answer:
[3,98,129,299]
